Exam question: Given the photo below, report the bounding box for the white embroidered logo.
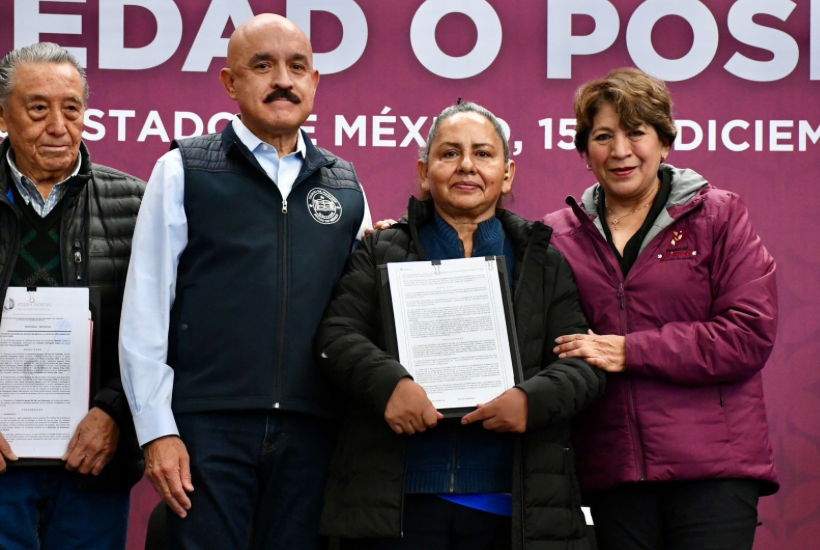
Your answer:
[307,188,342,225]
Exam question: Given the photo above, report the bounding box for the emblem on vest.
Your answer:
[307,188,343,225]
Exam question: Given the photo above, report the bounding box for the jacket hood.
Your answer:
[578,163,710,254]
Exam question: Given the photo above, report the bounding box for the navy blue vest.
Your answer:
[168,124,366,418]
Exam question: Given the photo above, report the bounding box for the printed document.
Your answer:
[387,257,516,410]
[0,287,91,459]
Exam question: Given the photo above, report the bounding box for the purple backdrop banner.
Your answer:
[1,1,819,548]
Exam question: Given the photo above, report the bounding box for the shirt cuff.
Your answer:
[133,405,179,448]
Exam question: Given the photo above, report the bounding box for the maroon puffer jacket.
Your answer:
[543,165,778,495]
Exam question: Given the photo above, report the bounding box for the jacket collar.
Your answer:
[298,130,335,183]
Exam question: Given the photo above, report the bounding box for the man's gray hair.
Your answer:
[0,42,88,108]
[421,102,510,165]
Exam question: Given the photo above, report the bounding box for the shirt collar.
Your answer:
[6,147,81,190]
[231,116,307,159]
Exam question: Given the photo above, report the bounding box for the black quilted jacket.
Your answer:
[316,197,605,550]
[0,139,145,491]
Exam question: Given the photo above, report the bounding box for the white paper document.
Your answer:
[0,287,91,459]
[387,257,517,411]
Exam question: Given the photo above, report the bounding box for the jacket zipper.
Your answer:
[619,282,645,481]
[449,425,458,493]
[400,445,408,538]
[236,147,330,409]
[719,385,725,407]
[274,199,288,409]
[579,216,649,482]
[73,247,83,281]
[622,285,644,484]
[518,441,526,549]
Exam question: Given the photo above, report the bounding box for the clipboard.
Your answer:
[377,256,524,418]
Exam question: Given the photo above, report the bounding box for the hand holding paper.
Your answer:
[461,387,529,433]
[384,378,444,435]
[0,430,19,474]
[63,407,120,475]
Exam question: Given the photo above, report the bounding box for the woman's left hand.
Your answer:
[461,388,529,433]
[554,330,627,373]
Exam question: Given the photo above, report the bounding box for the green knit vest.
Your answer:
[10,184,63,287]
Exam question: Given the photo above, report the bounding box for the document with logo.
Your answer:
[379,257,522,417]
[0,287,91,459]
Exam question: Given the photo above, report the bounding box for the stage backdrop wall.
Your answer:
[2,1,819,548]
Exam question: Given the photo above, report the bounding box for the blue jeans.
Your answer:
[0,467,130,550]
[167,410,336,550]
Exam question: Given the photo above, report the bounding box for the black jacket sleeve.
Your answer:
[315,234,411,416]
[517,252,606,431]
[90,259,137,436]
[91,378,133,431]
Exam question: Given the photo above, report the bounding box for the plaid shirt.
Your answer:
[6,148,80,217]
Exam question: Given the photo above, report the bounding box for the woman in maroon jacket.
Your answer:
[544,68,778,550]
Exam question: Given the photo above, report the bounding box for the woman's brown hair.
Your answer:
[573,67,677,154]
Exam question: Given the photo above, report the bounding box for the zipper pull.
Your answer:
[74,250,82,281]
[618,283,625,310]
[282,200,288,214]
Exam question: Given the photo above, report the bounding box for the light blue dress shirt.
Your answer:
[119,117,372,446]
[6,149,80,217]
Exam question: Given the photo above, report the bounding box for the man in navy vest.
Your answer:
[119,14,371,549]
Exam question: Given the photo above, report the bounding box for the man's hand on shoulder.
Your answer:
[0,430,19,474]
[63,407,120,475]
[145,435,194,518]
